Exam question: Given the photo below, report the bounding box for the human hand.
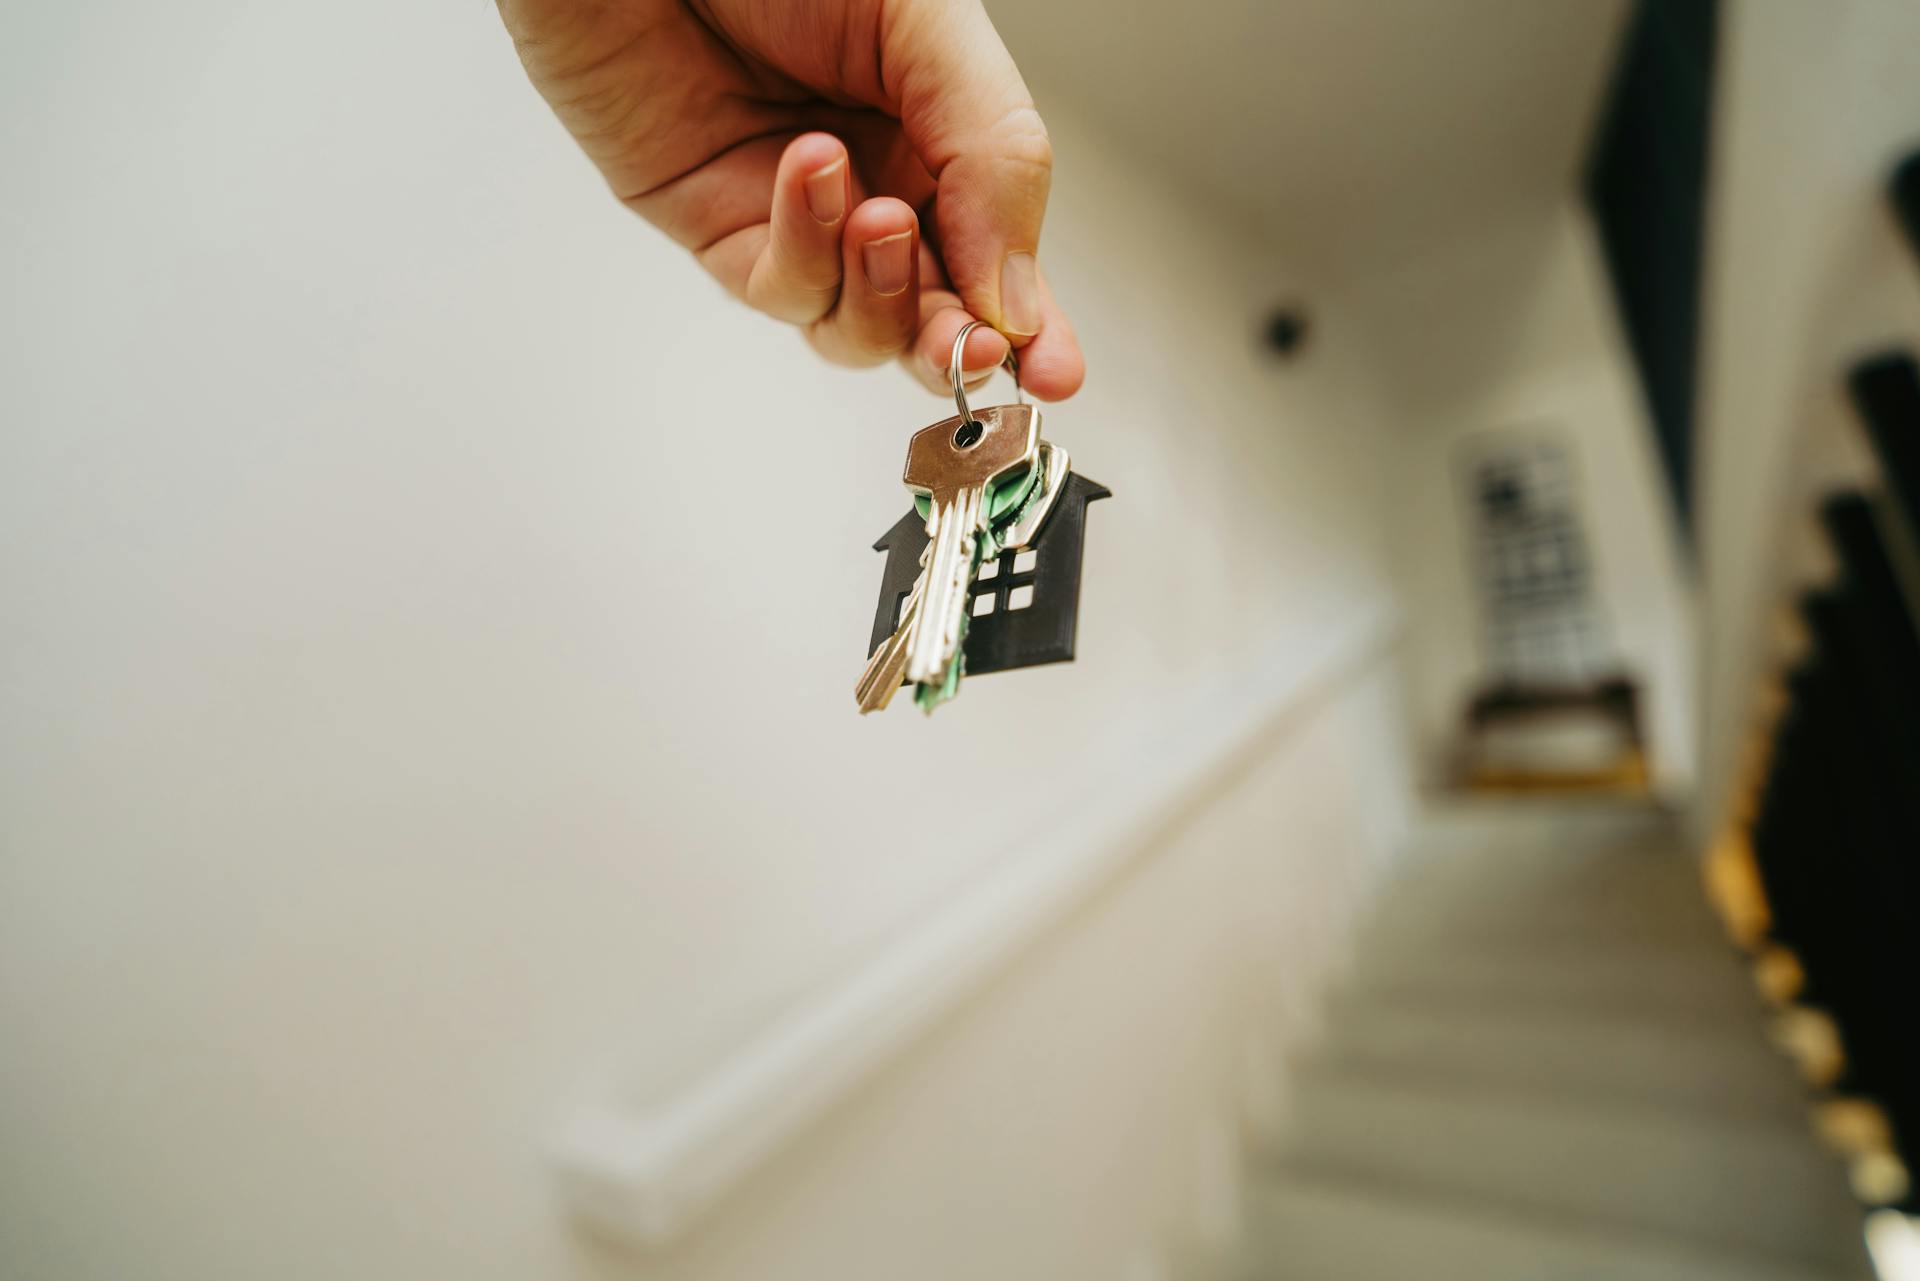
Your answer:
[498,0,1084,400]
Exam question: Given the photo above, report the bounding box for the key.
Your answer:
[901,404,1039,685]
[853,319,1068,715]
[857,449,1044,714]
[854,575,922,714]
[998,440,1070,552]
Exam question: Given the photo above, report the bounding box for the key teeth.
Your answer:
[856,582,921,713]
[905,483,985,686]
[855,638,909,714]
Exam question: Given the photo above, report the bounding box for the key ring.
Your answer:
[949,320,1024,425]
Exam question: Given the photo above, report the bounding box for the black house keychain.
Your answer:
[855,322,1108,714]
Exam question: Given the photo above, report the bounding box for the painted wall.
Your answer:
[569,664,1411,1281]
[1693,0,1920,841]
[0,3,1407,1278]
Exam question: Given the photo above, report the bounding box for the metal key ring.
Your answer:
[949,320,1024,424]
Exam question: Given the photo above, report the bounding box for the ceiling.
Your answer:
[989,0,1631,278]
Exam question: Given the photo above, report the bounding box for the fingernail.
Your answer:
[862,231,913,296]
[804,159,845,224]
[1000,252,1040,335]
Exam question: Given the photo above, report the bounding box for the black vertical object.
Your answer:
[1892,149,1920,263]
[1586,0,1718,535]
[1849,353,1920,532]
[1744,358,1920,1212]
[1751,496,1920,1204]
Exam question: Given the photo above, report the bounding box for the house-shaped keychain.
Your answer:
[867,470,1109,677]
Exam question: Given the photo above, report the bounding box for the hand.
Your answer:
[498,0,1085,400]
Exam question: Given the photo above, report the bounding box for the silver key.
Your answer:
[999,440,1070,551]
[856,439,1049,713]
[901,404,1038,684]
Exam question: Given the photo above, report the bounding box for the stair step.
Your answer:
[1306,1001,1813,1128]
[1407,798,1681,863]
[1229,1173,1865,1281]
[1340,935,1772,1033]
[1357,900,1740,971]
[1381,826,1731,947]
[1261,1072,1867,1270]
[1362,894,1731,958]
[1389,839,1706,920]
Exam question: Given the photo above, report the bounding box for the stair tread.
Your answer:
[1381,851,1719,928]
[1262,1070,1865,1268]
[1368,820,1741,967]
[1307,1000,1811,1128]
[1364,877,1731,943]
[1340,939,1771,1032]
[1230,1171,1867,1281]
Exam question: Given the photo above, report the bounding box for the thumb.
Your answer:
[886,0,1051,338]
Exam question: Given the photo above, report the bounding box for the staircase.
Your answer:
[1219,800,1876,1281]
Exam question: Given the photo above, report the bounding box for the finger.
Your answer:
[744,133,850,324]
[1006,268,1084,401]
[807,198,921,367]
[886,3,1052,338]
[632,130,790,254]
[903,293,1012,398]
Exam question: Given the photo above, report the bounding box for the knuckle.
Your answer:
[805,322,889,369]
[851,332,909,365]
[993,105,1054,178]
[746,270,839,326]
[765,299,833,326]
[857,330,911,365]
[754,287,836,326]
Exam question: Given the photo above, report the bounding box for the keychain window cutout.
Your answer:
[868,471,1109,677]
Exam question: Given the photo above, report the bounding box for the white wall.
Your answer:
[0,3,1406,1278]
[568,664,1410,1281]
[1693,0,1920,841]
[1337,206,1697,797]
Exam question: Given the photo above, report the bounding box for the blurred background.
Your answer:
[3,0,1919,1278]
